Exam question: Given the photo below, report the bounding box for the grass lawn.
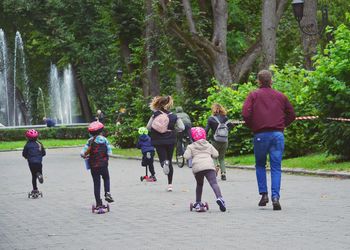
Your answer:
[0,139,87,151]
[1,140,349,172]
[226,153,350,172]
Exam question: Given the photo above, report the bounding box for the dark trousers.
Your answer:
[176,125,192,155]
[29,162,42,190]
[142,151,155,176]
[155,144,175,184]
[90,166,110,205]
[194,169,222,202]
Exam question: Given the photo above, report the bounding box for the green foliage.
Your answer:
[195,81,255,154]
[107,76,150,148]
[311,22,350,159]
[271,65,324,157]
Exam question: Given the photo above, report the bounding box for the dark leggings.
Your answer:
[155,144,175,184]
[195,169,222,202]
[90,166,110,205]
[142,151,155,176]
[29,162,42,190]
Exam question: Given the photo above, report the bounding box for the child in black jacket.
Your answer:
[136,127,156,181]
[22,129,46,195]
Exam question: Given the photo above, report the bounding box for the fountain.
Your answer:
[37,87,47,118]
[0,29,10,126]
[49,64,77,124]
[0,29,31,126]
[1,29,83,128]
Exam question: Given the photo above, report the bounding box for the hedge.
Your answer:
[0,126,113,141]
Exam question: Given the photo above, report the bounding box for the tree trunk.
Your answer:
[72,66,92,122]
[211,0,232,85]
[120,38,135,73]
[261,0,277,69]
[144,0,160,97]
[231,0,288,82]
[300,0,318,70]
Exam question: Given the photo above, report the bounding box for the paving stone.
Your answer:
[0,148,349,249]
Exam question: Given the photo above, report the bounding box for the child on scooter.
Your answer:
[81,121,114,208]
[136,127,156,181]
[22,129,46,197]
[184,127,226,212]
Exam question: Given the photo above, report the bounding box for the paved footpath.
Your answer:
[0,148,350,250]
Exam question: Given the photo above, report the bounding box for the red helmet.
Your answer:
[25,129,39,139]
[88,121,104,132]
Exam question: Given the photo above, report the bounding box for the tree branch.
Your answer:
[276,0,289,22]
[182,0,197,34]
[167,21,213,73]
[230,0,288,82]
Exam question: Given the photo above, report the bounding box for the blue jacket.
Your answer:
[136,134,155,153]
[22,140,46,163]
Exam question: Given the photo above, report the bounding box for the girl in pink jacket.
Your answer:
[184,127,226,212]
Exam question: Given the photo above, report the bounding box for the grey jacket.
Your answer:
[183,139,219,174]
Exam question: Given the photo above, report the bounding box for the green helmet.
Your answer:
[138,127,148,135]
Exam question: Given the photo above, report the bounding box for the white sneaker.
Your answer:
[163,160,170,175]
[167,184,173,192]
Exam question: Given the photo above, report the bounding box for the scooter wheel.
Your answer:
[205,202,209,210]
[92,205,95,213]
[140,176,144,182]
[107,203,110,212]
[40,192,43,198]
[190,202,193,211]
[28,192,31,198]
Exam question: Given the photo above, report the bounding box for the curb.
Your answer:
[110,154,350,179]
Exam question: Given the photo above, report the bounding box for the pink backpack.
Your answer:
[151,111,171,133]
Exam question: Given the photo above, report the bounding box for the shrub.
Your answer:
[107,79,151,148]
[271,65,324,158]
[195,81,256,154]
[311,22,350,159]
[0,126,113,141]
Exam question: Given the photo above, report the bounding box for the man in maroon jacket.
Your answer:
[242,70,295,210]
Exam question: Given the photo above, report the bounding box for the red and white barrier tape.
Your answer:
[326,117,350,122]
[230,116,350,124]
[295,116,319,120]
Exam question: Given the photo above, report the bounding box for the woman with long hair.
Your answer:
[147,96,184,191]
[205,103,234,181]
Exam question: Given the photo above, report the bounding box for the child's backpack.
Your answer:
[212,116,229,142]
[151,111,171,133]
[88,136,108,168]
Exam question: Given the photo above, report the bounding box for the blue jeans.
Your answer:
[253,131,284,199]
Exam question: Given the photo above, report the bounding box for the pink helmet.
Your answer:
[88,121,104,132]
[191,127,206,141]
[25,129,39,139]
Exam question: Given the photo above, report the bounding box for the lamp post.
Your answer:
[292,0,328,36]
[116,69,123,81]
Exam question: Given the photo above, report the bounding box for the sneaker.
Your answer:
[31,190,39,195]
[221,174,226,181]
[105,192,114,203]
[216,197,226,212]
[194,202,203,212]
[272,197,282,211]
[258,193,269,206]
[167,184,173,192]
[150,175,157,181]
[163,160,170,175]
[37,173,44,184]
